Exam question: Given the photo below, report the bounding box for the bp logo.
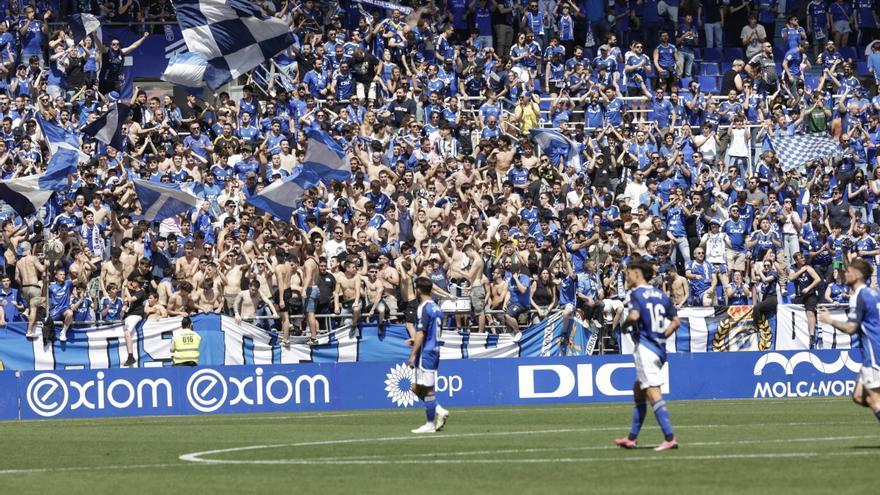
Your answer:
[385,363,418,407]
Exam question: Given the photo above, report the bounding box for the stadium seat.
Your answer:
[697,75,719,93]
[857,61,869,77]
[702,47,722,62]
[679,76,692,88]
[723,47,744,62]
[840,46,858,62]
[805,75,819,90]
[583,48,595,59]
[720,62,732,74]
[700,63,719,76]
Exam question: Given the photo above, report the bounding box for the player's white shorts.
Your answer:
[859,365,880,389]
[415,367,437,388]
[633,344,665,390]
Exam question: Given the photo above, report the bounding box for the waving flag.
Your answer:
[36,115,88,161]
[247,130,351,221]
[172,0,296,89]
[162,51,209,88]
[246,169,312,221]
[133,179,202,222]
[768,133,838,172]
[301,129,351,184]
[529,129,582,171]
[68,13,102,44]
[81,103,130,150]
[0,148,81,217]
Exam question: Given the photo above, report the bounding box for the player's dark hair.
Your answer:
[182,316,192,329]
[851,258,874,282]
[627,260,654,282]
[415,276,433,297]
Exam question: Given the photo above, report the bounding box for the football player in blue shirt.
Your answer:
[615,260,681,451]
[408,276,450,434]
[819,259,880,419]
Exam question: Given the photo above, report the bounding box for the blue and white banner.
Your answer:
[3,349,863,420]
[622,305,782,354]
[0,312,596,371]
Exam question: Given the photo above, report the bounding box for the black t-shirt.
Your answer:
[127,289,146,317]
[388,98,416,126]
[351,53,379,84]
[100,49,124,83]
[316,271,336,305]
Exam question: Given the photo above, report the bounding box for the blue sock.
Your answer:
[874,410,880,423]
[424,395,436,423]
[652,400,674,441]
[628,401,647,441]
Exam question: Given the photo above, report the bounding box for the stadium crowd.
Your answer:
[0,0,876,363]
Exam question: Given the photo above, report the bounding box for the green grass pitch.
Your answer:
[0,398,878,494]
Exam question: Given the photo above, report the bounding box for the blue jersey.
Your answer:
[727,283,750,305]
[416,300,443,370]
[101,296,124,321]
[49,280,73,316]
[626,285,677,361]
[850,286,880,368]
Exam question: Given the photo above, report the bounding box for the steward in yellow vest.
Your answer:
[171,316,201,366]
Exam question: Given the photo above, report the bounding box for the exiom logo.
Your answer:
[752,351,860,399]
[185,368,330,413]
[24,368,331,418]
[26,372,173,418]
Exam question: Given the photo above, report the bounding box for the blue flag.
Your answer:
[81,103,130,150]
[529,129,582,171]
[172,0,296,90]
[0,148,80,218]
[68,13,101,44]
[246,129,351,221]
[132,179,202,222]
[300,129,351,184]
[36,114,88,160]
[245,168,312,221]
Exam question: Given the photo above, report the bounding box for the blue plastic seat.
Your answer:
[840,46,858,62]
[723,47,744,62]
[700,63,720,76]
[697,75,719,93]
[702,47,722,62]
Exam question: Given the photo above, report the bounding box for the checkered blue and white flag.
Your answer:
[768,133,839,172]
[171,0,296,90]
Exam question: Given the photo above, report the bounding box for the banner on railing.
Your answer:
[619,304,857,354]
[620,305,777,354]
[3,349,862,420]
[0,313,597,371]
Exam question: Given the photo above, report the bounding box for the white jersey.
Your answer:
[704,232,727,264]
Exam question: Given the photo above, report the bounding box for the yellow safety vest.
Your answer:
[171,329,201,365]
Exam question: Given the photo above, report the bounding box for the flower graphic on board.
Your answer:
[385,363,418,408]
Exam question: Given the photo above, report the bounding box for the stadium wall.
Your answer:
[0,349,862,420]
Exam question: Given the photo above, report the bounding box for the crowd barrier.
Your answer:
[0,312,598,371]
[0,349,861,420]
[0,304,851,371]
